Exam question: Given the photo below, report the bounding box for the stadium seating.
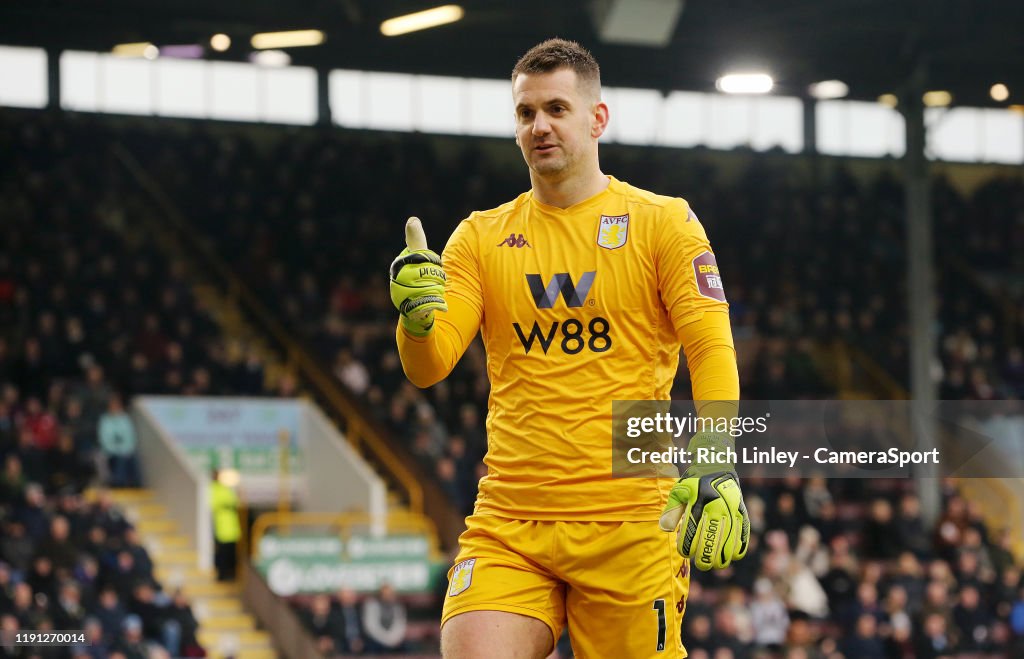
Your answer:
[2,107,1023,657]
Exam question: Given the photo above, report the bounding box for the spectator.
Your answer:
[934,496,968,563]
[801,476,832,520]
[334,348,370,396]
[76,365,111,428]
[0,455,26,507]
[112,614,148,659]
[63,397,100,474]
[74,556,102,610]
[362,583,407,653]
[50,430,93,492]
[14,338,48,400]
[886,612,916,659]
[9,581,45,628]
[15,482,50,542]
[0,520,34,574]
[683,612,713,656]
[53,581,89,631]
[952,584,992,652]
[793,526,829,577]
[1011,585,1024,654]
[890,552,927,614]
[990,528,1018,575]
[55,492,88,543]
[335,587,366,654]
[120,528,153,580]
[303,593,343,656]
[168,588,204,657]
[862,499,901,560]
[94,587,127,646]
[128,581,180,657]
[73,617,109,659]
[36,515,79,572]
[0,562,13,611]
[895,494,932,560]
[915,611,958,658]
[435,457,469,514]
[767,492,804,548]
[712,605,750,657]
[14,427,47,485]
[27,555,58,602]
[995,565,1021,620]
[97,394,140,488]
[748,577,787,649]
[841,613,886,658]
[101,551,145,602]
[23,396,59,451]
[86,490,131,539]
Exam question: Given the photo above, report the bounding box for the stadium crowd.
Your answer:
[125,116,1023,506]
[0,110,242,657]
[2,108,1023,657]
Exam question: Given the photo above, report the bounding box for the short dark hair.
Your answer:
[512,38,600,97]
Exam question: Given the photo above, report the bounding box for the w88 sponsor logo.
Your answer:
[513,317,611,355]
[513,271,612,355]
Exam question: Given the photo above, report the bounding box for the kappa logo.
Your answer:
[497,233,532,248]
[526,271,596,308]
[597,213,629,250]
[448,558,476,597]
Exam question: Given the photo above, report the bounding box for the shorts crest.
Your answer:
[448,558,476,597]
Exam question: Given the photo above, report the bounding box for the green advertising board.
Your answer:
[185,446,302,473]
[255,533,444,596]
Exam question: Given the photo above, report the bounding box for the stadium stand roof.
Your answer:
[1,0,1021,108]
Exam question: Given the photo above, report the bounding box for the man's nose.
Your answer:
[532,112,551,135]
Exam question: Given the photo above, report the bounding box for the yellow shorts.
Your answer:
[441,515,691,659]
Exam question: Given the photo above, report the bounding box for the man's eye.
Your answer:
[550,106,565,114]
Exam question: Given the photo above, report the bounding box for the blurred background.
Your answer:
[1,1,1023,657]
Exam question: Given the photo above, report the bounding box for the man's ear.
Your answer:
[592,101,609,139]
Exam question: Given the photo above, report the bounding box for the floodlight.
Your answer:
[716,73,773,95]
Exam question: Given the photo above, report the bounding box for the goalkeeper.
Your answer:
[393,38,749,659]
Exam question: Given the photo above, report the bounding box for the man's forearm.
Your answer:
[680,310,740,418]
[397,295,480,388]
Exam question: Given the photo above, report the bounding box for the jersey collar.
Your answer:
[529,176,624,216]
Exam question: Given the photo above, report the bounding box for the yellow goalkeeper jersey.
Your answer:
[398,176,739,521]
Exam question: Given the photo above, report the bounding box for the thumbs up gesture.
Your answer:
[389,217,448,336]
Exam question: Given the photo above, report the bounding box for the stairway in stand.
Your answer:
[108,489,278,659]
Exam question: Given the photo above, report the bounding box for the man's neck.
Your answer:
[531,169,610,209]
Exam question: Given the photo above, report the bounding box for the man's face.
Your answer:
[513,68,607,182]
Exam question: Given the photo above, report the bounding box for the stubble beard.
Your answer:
[530,148,573,180]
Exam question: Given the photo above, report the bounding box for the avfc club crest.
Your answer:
[448,558,476,597]
[597,214,629,250]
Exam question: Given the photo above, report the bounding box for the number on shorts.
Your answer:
[653,599,666,652]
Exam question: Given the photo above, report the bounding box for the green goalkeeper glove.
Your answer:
[659,432,750,570]
[390,217,447,336]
